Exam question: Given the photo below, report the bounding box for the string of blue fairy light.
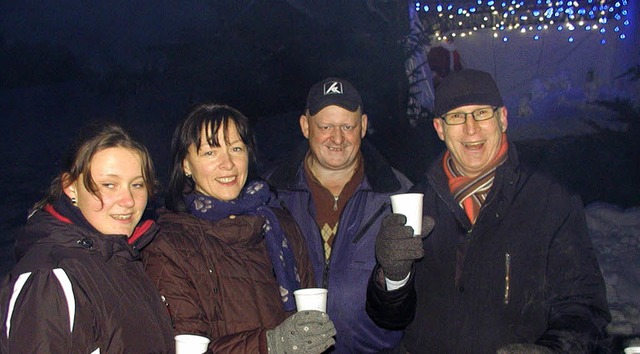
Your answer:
[413,0,631,45]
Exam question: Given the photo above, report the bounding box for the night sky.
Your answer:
[1,1,410,118]
[1,1,638,210]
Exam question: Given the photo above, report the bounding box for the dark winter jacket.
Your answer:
[0,200,174,354]
[366,142,611,353]
[264,140,413,353]
[142,207,315,354]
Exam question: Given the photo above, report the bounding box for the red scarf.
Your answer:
[444,133,509,224]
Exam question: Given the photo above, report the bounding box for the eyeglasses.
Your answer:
[440,106,500,125]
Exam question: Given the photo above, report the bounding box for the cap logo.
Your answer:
[323,81,343,95]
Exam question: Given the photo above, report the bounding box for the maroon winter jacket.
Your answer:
[142,208,315,353]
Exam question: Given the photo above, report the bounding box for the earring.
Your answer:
[185,173,192,178]
[71,197,77,206]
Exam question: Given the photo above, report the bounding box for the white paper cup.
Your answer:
[625,347,640,354]
[175,334,211,354]
[293,288,328,312]
[390,193,424,236]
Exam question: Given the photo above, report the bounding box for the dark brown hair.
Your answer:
[32,123,156,212]
[166,103,257,212]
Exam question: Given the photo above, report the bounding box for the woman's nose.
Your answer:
[119,188,135,207]
[219,151,235,170]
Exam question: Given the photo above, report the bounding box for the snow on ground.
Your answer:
[586,203,640,336]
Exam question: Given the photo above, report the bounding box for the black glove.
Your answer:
[496,343,556,354]
[375,214,428,281]
[266,310,336,354]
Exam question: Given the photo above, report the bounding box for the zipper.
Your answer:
[322,260,330,288]
[504,252,510,304]
[278,200,291,214]
[333,196,339,211]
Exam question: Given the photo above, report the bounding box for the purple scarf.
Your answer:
[184,180,301,311]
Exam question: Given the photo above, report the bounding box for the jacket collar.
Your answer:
[426,140,520,226]
[158,209,266,247]
[266,139,402,193]
[43,197,160,255]
[428,140,519,186]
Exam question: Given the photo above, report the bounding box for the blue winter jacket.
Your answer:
[264,140,412,353]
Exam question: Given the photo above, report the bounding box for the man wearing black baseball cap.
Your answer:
[264,77,413,353]
[367,69,611,353]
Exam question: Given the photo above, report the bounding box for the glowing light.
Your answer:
[412,0,628,44]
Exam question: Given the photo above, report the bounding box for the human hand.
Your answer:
[266,310,336,354]
[496,343,556,354]
[376,214,426,281]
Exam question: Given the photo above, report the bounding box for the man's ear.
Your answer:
[300,114,310,139]
[360,114,368,138]
[499,106,508,132]
[433,118,445,141]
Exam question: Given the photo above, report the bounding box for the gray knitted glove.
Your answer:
[376,214,431,281]
[266,310,336,353]
[496,343,556,354]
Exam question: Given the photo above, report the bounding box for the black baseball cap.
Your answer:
[305,77,363,116]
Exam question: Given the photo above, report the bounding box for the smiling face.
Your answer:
[433,105,508,177]
[64,147,148,237]
[182,120,249,201]
[300,105,367,173]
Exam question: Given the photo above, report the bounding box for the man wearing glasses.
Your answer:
[366,69,611,353]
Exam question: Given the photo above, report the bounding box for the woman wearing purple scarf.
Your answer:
[143,104,336,354]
